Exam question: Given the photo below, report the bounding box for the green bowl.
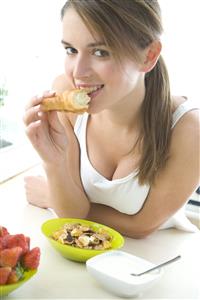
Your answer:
[41,218,124,262]
[0,269,37,297]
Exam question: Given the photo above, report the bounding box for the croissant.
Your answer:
[41,89,91,113]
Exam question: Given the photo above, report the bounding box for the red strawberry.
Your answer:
[0,267,12,285]
[7,263,24,284]
[22,247,40,270]
[0,247,23,268]
[0,237,6,251]
[4,234,29,254]
[0,226,9,237]
[7,264,24,284]
[25,236,30,251]
[7,270,19,284]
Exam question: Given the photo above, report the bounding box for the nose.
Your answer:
[73,54,92,79]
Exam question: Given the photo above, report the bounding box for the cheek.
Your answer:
[107,67,130,88]
[64,58,76,88]
[98,63,122,85]
[101,60,139,88]
[91,61,115,81]
[64,58,72,77]
[119,64,141,89]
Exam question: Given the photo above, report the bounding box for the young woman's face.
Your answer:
[62,8,144,113]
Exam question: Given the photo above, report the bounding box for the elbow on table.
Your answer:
[127,224,159,239]
[54,202,90,220]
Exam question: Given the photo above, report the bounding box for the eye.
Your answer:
[93,49,110,57]
[65,47,77,55]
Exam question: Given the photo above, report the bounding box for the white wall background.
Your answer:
[0,0,66,113]
[159,0,200,105]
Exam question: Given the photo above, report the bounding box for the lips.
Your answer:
[76,84,104,97]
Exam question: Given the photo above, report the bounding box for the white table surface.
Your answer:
[0,167,200,299]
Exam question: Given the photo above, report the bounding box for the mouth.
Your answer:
[76,84,104,97]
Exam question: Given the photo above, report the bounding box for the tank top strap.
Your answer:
[74,113,89,136]
[172,100,199,128]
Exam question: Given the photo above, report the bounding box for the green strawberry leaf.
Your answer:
[15,262,25,280]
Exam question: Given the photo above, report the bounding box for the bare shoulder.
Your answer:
[171,95,199,148]
[170,96,199,181]
[52,74,78,127]
[166,96,200,187]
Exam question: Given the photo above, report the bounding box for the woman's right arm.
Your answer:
[23,74,90,218]
[43,118,90,218]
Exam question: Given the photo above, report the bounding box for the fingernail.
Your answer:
[44,90,56,97]
[35,93,43,99]
[38,111,43,117]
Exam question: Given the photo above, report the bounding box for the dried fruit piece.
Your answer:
[65,233,74,245]
[71,228,83,237]
[78,235,90,247]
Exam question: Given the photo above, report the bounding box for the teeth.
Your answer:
[78,85,102,93]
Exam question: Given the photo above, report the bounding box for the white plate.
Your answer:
[86,250,163,298]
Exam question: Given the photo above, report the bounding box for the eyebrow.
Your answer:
[61,40,106,48]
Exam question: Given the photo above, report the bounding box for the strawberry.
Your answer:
[22,247,40,270]
[4,234,29,254]
[0,226,9,237]
[0,267,12,285]
[0,237,6,251]
[25,236,30,251]
[7,264,24,284]
[7,270,19,284]
[0,247,23,268]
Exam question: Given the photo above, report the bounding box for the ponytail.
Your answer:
[138,55,173,185]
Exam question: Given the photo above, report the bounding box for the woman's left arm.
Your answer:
[87,110,200,238]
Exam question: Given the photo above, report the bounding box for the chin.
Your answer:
[87,103,104,114]
[88,107,100,115]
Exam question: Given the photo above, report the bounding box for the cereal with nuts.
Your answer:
[51,223,112,250]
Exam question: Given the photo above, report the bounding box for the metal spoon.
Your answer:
[130,255,181,276]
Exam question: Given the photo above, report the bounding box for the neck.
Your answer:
[96,80,145,131]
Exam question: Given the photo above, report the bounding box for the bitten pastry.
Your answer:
[41,89,91,113]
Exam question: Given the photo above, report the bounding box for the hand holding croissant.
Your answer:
[41,89,91,113]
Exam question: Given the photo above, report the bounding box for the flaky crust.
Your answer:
[41,89,90,113]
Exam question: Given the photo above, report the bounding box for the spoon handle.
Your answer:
[131,255,181,276]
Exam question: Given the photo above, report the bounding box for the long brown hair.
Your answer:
[61,0,173,185]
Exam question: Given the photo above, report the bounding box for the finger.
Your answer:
[62,115,75,140]
[47,111,63,131]
[25,91,56,110]
[43,90,56,97]
[25,118,49,148]
[25,95,43,111]
[25,119,42,142]
[25,118,53,160]
[23,104,41,126]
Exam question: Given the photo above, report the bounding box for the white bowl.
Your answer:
[86,250,163,298]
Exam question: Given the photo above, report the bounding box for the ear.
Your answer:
[140,40,162,73]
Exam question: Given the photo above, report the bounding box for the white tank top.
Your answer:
[74,100,199,232]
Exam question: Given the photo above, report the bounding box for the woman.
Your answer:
[23,0,199,238]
